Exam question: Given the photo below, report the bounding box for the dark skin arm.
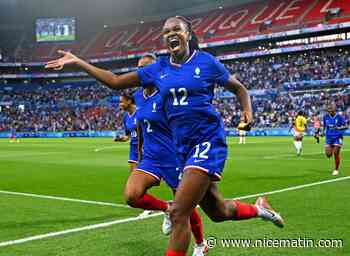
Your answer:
[224,75,253,126]
[45,50,140,90]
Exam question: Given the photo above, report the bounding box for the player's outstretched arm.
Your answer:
[45,50,140,90]
[225,75,253,125]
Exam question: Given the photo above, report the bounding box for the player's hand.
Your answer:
[239,111,253,131]
[242,111,253,125]
[45,50,81,70]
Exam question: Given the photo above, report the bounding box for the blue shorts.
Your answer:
[326,136,343,147]
[180,137,228,181]
[136,158,180,189]
[128,144,138,163]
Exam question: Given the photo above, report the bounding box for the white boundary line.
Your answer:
[0,190,130,208]
[234,176,350,200]
[0,152,64,159]
[262,149,349,160]
[0,213,164,247]
[94,145,128,152]
[0,176,349,248]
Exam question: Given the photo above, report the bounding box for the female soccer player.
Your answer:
[46,16,284,256]
[313,115,321,144]
[116,92,154,218]
[237,117,248,144]
[114,93,138,171]
[323,103,347,176]
[289,111,307,156]
[125,54,208,255]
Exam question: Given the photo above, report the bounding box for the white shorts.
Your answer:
[239,130,247,136]
[293,131,305,138]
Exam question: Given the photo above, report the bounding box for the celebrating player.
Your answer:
[290,111,307,156]
[323,103,347,176]
[125,54,208,255]
[116,92,155,218]
[114,93,139,171]
[46,16,284,256]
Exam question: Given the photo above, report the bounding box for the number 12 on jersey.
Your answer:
[193,142,211,159]
[170,88,188,106]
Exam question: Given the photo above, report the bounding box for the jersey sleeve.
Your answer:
[123,115,130,135]
[208,53,230,87]
[137,61,161,87]
[339,115,346,126]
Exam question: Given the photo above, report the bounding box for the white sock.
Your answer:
[294,141,298,151]
[298,141,302,151]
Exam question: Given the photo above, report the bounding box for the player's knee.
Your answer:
[169,205,190,225]
[123,189,141,207]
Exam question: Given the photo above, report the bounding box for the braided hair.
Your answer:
[174,16,200,53]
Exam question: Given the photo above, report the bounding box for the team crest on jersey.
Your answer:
[152,102,157,112]
[194,67,201,78]
[134,118,137,124]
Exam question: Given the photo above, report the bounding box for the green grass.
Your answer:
[37,34,75,42]
[0,137,349,255]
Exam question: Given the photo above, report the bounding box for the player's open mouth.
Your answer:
[168,37,181,50]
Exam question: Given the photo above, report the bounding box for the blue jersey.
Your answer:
[137,50,230,155]
[323,113,346,138]
[123,111,138,145]
[134,88,177,166]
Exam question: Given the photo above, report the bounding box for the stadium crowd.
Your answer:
[0,85,348,132]
[226,48,350,90]
[215,89,350,129]
[0,85,123,132]
[0,48,350,132]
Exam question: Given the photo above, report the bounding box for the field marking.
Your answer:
[94,145,128,152]
[295,158,350,162]
[0,212,163,248]
[235,176,350,200]
[263,149,349,160]
[1,175,350,248]
[0,152,65,159]
[0,190,130,208]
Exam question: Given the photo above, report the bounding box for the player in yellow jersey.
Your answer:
[237,118,248,144]
[289,111,308,156]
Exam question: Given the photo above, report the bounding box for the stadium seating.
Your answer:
[1,75,348,132]
[3,0,350,62]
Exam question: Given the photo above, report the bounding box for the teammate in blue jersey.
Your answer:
[114,93,138,171]
[323,103,348,176]
[46,16,284,256]
[9,124,19,143]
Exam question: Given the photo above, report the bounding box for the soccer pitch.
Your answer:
[0,137,349,255]
[37,35,75,42]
